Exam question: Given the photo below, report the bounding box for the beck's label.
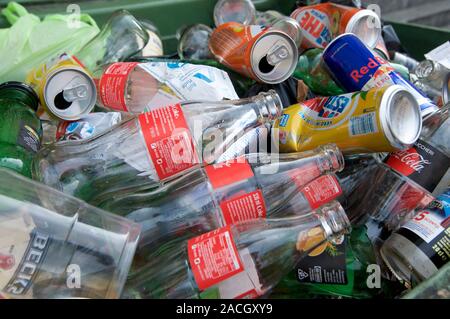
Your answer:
[385,139,450,193]
[139,104,198,181]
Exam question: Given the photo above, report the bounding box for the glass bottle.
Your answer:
[0,82,42,178]
[122,200,351,299]
[32,91,282,205]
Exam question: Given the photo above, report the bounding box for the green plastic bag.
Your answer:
[0,2,99,83]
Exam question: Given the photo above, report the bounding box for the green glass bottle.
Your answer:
[293,49,345,96]
[270,226,405,299]
[0,82,42,178]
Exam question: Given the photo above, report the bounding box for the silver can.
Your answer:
[251,30,299,84]
[43,67,97,121]
[345,9,381,49]
[379,85,422,150]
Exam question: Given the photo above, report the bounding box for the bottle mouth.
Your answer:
[257,90,283,121]
[319,144,345,173]
[317,200,352,240]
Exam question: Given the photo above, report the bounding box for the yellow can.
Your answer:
[26,54,97,121]
[273,85,422,154]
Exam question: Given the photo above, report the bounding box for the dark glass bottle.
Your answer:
[0,82,42,178]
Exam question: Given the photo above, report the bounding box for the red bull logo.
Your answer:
[350,56,387,82]
[0,253,15,271]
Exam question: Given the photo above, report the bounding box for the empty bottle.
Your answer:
[32,91,282,206]
[123,200,351,299]
[99,145,344,275]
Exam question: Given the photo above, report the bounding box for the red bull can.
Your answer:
[322,33,439,117]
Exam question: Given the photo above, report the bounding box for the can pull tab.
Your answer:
[266,45,289,66]
[63,84,89,102]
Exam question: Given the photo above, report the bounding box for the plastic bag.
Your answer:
[0,2,99,83]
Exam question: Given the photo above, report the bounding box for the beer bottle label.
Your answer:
[17,121,41,154]
[0,215,49,298]
[138,103,198,181]
[295,236,348,285]
[205,159,267,225]
[385,139,450,193]
[396,201,450,269]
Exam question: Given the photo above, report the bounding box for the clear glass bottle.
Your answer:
[177,24,214,60]
[75,10,149,73]
[32,91,282,206]
[0,168,140,299]
[122,200,351,299]
[98,145,343,276]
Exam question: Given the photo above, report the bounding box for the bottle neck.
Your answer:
[0,87,38,111]
[251,90,283,124]
[253,144,344,178]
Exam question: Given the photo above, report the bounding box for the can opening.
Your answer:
[54,91,72,110]
[258,56,275,74]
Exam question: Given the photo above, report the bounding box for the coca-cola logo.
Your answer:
[386,148,431,176]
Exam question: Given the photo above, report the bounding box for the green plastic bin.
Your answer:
[0,0,449,59]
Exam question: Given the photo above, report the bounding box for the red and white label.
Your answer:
[290,162,322,188]
[205,159,267,225]
[220,190,267,225]
[205,158,254,189]
[301,175,342,209]
[138,104,197,181]
[98,62,139,112]
[188,226,244,291]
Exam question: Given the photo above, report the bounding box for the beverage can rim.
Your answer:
[250,29,299,84]
[345,9,381,48]
[43,67,97,121]
[379,85,422,150]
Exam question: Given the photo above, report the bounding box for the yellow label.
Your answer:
[273,86,396,154]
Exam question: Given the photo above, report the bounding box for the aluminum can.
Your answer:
[209,22,298,84]
[323,33,438,117]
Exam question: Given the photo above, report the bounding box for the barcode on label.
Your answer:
[349,112,378,136]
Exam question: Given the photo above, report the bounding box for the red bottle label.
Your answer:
[205,159,254,189]
[220,190,267,225]
[385,139,450,193]
[98,62,139,112]
[138,104,197,181]
[290,162,322,188]
[188,226,244,291]
[205,159,267,225]
[301,175,342,209]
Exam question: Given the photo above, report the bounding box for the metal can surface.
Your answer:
[273,85,422,154]
[444,72,450,105]
[323,33,438,117]
[26,54,97,121]
[209,22,298,84]
[290,3,381,49]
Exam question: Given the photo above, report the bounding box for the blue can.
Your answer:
[322,33,438,117]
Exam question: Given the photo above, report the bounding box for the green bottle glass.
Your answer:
[270,226,405,299]
[0,82,42,178]
[293,49,345,96]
